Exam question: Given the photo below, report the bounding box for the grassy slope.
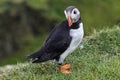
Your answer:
[0,26,120,80]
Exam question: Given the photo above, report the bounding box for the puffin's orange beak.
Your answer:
[68,13,72,27]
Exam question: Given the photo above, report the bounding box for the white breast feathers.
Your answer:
[58,22,84,64]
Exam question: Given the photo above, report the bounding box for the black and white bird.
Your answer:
[27,6,84,74]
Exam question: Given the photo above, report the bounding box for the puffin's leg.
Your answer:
[57,55,72,74]
[59,64,71,74]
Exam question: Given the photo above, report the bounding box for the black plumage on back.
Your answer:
[27,20,72,63]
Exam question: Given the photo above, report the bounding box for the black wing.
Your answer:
[37,24,71,62]
[28,21,72,63]
[45,27,71,54]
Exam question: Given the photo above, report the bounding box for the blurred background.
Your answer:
[0,0,120,66]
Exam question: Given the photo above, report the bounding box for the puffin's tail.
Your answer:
[27,51,50,63]
[27,48,50,63]
[27,51,41,59]
[27,46,56,63]
[27,48,44,59]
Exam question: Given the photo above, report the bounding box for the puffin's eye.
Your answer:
[74,10,77,14]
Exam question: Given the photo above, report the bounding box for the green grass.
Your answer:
[0,26,120,80]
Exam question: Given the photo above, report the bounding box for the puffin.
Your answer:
[27,6,84,74]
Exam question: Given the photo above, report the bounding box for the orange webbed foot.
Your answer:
[59,64,71,74]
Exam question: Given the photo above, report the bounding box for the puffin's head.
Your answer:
[64,6,80,27]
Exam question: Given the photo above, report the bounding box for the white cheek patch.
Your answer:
[71,8,80,19]
[71,13,76,19]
